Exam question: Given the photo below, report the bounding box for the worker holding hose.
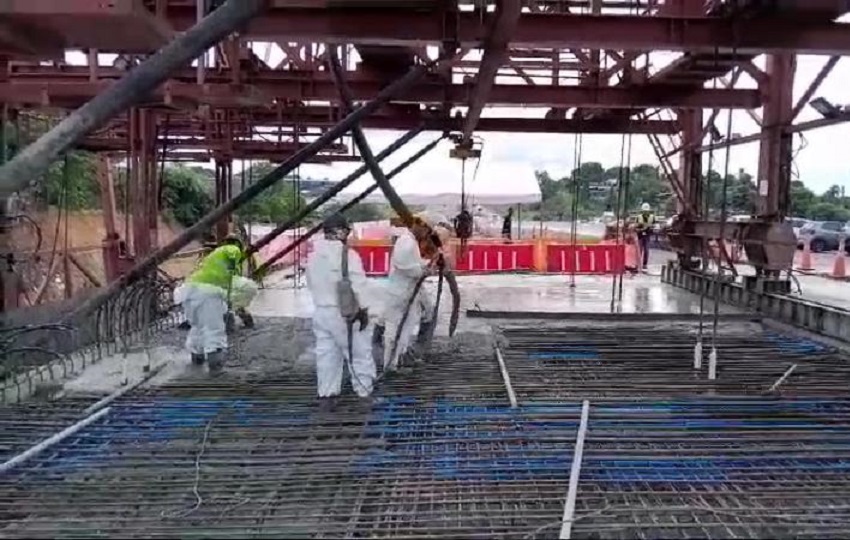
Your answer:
[181,234,247,375]
[381,214,444,372]
[305,214,374,410]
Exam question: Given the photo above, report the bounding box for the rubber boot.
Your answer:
[398,350,416,373]
[317,396,337,413]
[207,349,226,376]
[237,308,255,329]
[191,352,206,366]
[416,320,435,346]
[373,325,385,346]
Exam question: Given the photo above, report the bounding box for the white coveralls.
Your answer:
[382,229,433,371]
[181,283,228,355]
[305,238,376,398]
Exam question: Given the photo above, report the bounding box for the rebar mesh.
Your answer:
[4,321,850,538]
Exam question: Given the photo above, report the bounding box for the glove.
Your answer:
[354,308,369,332]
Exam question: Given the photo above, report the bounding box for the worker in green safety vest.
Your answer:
[635,203,656,271]
[181,234,246,375]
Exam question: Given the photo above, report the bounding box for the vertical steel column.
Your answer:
[144,110,159,252]
[98,155,121,283]
[756,54,796,219]
[678,109,703,217]
[214,158,233,240]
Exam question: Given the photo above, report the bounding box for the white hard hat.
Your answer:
[641,203,651,212]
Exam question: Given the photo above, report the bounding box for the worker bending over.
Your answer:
[636,203,656,270]
[382,215,441,372]
[305,214,375,408]
[181,235,246,374]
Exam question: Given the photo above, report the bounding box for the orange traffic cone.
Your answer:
[831,238,847,279]
[798,238,814,272]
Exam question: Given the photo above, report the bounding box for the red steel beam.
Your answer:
[160,10,850,55]
[94,116,681,135]
[0,78,762,109]
[462,0,521,140]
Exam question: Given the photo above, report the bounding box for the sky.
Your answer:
[66,41,850,202]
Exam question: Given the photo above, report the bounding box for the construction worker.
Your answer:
[305,214,374,408]
[181,234,246,374]
[636,202,656,270]
[382,215,439,372]
[502,207,514,241]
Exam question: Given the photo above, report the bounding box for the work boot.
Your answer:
[237,309,255,329]
[207,349,226,376]
[190,352,206,366]
[317,396,337,413]
[398,351,416,373]
[372,325,385,346]
[178,320,191,330]
[416,320,435,345]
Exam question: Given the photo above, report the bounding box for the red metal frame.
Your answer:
[2,0,850,293]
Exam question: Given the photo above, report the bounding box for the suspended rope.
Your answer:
[617,133,633,304]
[708,107,735,381]
[609,133,628,313]
[569,132,583,289]
[695,47,722,371]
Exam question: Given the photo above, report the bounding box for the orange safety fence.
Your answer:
[254,237,626,277]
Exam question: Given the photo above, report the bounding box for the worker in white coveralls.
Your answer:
[180,235,251,375]
[382,214,445,372]
[305,214,375,410]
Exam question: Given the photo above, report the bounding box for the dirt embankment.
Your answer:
[10,209,200,304]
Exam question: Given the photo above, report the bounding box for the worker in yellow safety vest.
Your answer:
[181,235,248,374]
[635,203,656,270]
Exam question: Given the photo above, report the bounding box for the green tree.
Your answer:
[41,152,100,210]
[160,165,214,227]
[235,180,305,224]
[790,180,817,217]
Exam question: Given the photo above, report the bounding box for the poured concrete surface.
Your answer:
[61,264,743,398]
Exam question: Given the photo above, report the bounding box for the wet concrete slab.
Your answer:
[250,267,742,335]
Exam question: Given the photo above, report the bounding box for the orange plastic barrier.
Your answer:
[354,244,392,276]
[454,243,536,273]
[352,241,624,276]
[546,244,625,274]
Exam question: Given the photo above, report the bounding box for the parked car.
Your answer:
[797,221,849,252]
[786,217,810,238]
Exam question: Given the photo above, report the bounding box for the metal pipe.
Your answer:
[69,61,434,320]
[328,47,461,336]
[327,47,416,226]
[254,136,442,276]
[494,344,518,408]
[0,407,111,475]
[0,0,267,197]
[82,362,168,416]
[246,127,424,257]
[560,399,590,540]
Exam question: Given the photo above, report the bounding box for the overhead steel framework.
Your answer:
[0,0,849,309]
